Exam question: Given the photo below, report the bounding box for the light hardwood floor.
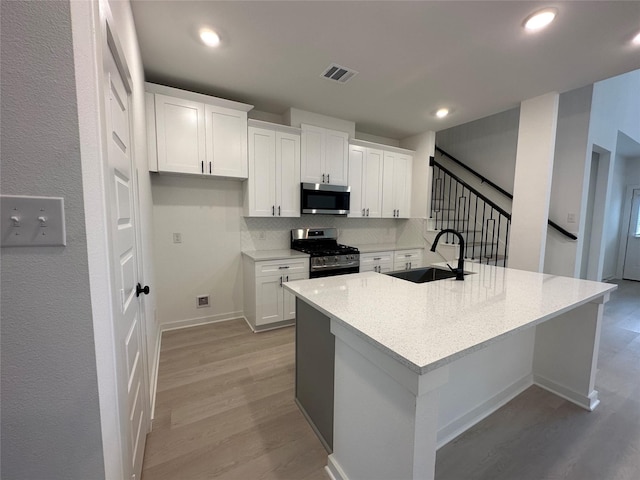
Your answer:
[436,279,640,480]
[143,280,639,480]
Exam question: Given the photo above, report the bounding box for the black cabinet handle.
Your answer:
[272,205,275,216]
[209,162,212,174]
[136,283,150,297]
[322,173,325,183]
[278,205,281,216]
[201,161,204,173]
[327,174,330,183]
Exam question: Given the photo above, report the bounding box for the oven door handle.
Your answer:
[311,261,359,269]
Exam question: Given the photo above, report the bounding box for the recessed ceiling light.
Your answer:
[435,108,449,119]
[632,31,640,46]
[199,28,221,47]
[523,8,557,31]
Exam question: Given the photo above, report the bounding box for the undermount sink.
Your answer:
[386,266,469,284]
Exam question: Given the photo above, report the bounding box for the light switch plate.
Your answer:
[1,195,66,247]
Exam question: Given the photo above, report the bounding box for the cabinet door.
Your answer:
[276,132,301,217]
[364,148,384,217]
[205,104,248,178]
[324,130,349,186]
[301,125,325,184]
[247,127,276,217]
[348,145,365,218]
[381,152,397,218]
[395,154,412,218]
[256,275,284,326]
[282,272,307,321]
[377,263,394,274]
[155,94,205,174]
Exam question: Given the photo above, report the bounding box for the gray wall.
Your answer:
[1,1,104,478]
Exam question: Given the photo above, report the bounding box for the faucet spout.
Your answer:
[430,229,465,280]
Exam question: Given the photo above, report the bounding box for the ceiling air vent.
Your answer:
[321,63,358,84]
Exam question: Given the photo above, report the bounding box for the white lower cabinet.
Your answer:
[393,249,423,271]
[243,256,309,331]
[360,251,394,273]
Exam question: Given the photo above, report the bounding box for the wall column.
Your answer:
[509,92,559,272]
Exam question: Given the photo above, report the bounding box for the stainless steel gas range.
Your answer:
[290,228,359,278]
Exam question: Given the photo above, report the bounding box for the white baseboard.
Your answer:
[160,311,245,332]
[436,374,533,449]
[149,329,162,426]
[534,374,599,411]
[326,454,349,480]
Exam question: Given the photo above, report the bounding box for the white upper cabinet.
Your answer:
[205,104,248,178]
[245,121,301,217]
[348,145,383,218]
[301,124,349,186]
[154,94,206,175]
[382,151,412,218]
[146,83,252,177]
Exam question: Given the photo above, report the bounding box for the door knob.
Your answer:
[136,283,150,297]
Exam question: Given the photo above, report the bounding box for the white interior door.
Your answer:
[623,188,640,281]
[105,42,149,480]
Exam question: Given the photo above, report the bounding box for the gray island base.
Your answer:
[285,264,616,480]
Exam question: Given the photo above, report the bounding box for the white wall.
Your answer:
[285,107,356,137]
[509,93,559,273]
[602,153,629,279]
[435,107,520,194]
[544,85,593,277]
[584,69,640,280]
[1,1,104,478]
[616,158,640,277]
[151,176,245,329]
[151,174,422,329]
[401,130,436,219]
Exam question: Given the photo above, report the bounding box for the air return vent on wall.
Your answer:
[321,63,358,84]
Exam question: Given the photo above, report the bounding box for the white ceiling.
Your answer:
[131,1,640,140]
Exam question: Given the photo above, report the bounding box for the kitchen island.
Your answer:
[284,263,616,480]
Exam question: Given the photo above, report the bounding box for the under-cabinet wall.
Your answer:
[151,173,426,329]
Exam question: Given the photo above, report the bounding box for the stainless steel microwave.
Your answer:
[301,183,350,215]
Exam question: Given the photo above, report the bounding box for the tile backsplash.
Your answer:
[241,216,425,250]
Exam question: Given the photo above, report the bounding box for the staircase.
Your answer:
[425,155,511,267]
[425,146,578,268]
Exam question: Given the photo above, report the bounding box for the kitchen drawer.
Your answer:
[393,249,423,271]
[255,258,309,277]
[360,251,394,266]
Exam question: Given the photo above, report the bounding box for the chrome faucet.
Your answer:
[430,229,465,280]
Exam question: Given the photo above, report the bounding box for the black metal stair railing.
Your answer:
[430,157,511,267]
[435,146,577,241]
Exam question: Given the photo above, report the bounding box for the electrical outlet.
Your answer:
[567,213,576,224]
[258,231,266,240]
[173,232,182,243]
[196,295,210,308]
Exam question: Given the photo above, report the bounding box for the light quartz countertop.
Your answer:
[241,249,309,261]
[284,263,616,374]
[355,243,425,253]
